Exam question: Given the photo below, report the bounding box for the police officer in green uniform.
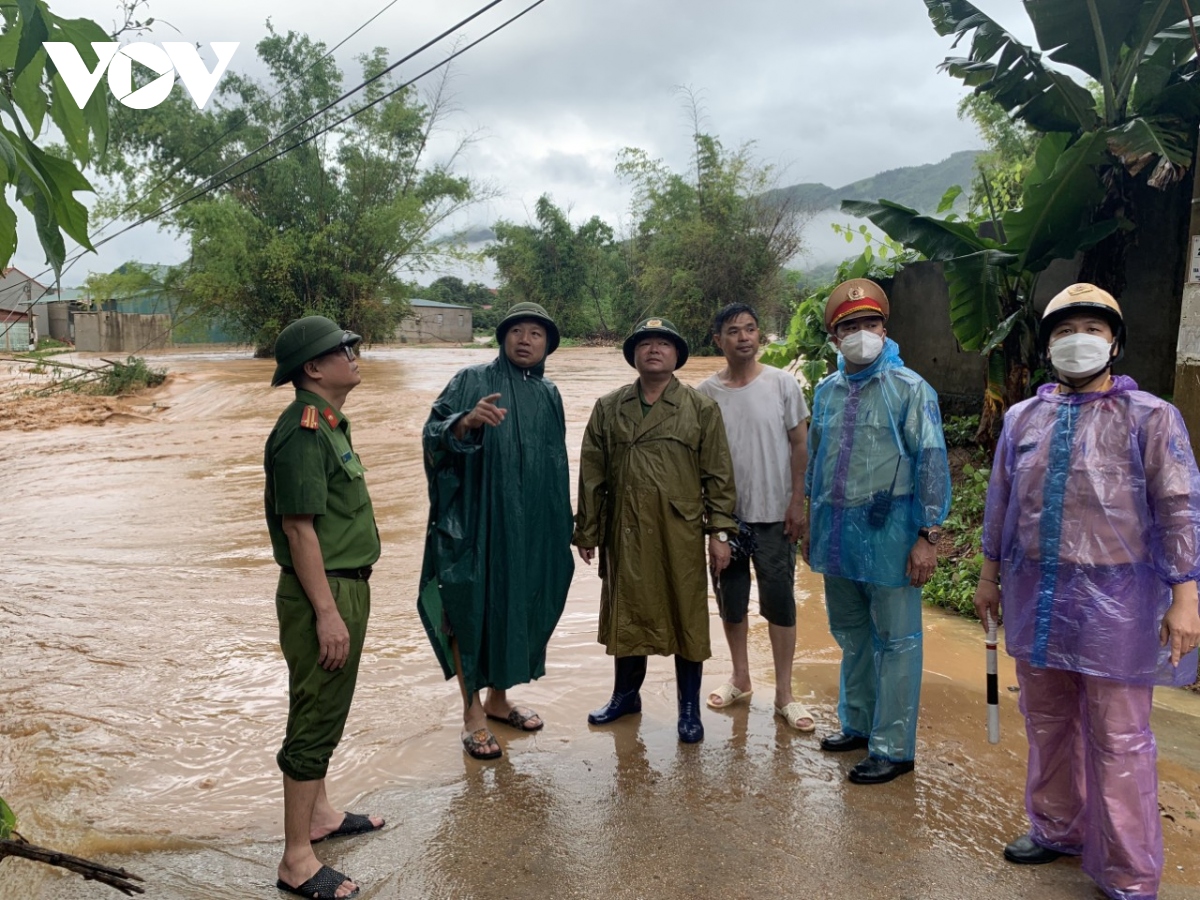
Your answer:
[265,316,383,900]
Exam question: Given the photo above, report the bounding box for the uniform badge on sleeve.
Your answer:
[300,405,320,430]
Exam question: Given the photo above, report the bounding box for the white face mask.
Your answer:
[839,330,884,365]
[1049,333,1114,379]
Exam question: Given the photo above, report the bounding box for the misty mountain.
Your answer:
[767,150,982,214]
[460,150,982,247]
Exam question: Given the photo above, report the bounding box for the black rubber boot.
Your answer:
[588,655,647,725]
[674,655,704,743]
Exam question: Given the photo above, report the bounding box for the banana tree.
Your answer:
[924,0,1200,294]
[843,130,1120,439]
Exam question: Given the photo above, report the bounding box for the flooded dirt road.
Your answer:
[2,346,1199,899]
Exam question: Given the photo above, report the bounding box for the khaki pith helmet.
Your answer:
[271,316,361,387]
[496,301,561,354]
[622,316,689,368]
[1039,283,1125,352]
[825,279,890,332]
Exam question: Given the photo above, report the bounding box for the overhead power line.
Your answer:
[2,0,528,338]
[2,0,550,354]
[1,0,426,335]
[85,0,412,253]
[59,0,546,263]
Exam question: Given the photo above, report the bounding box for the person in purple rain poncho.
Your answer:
[974,283,1200,900]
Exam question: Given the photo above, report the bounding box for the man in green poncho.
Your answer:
[419,302,574,761]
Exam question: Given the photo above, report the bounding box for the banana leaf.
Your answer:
[1002,132,1109,273]
[943,248,1017,351]
[925,0,1100,132]
[840,199,989,261]
[1025,0,1144,86]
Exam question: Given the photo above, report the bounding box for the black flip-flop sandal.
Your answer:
[311,811,384,844]
[277,864,359,899]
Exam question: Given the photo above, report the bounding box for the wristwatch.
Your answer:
[714,531,729,543]
[918,526,943,545]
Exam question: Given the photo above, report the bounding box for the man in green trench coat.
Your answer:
[574,317,737,743]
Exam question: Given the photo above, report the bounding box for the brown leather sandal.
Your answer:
[461,727,502,760]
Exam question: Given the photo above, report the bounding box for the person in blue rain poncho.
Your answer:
[419,302,574,763]
[974,284,1200,900]
[804,278,950,785]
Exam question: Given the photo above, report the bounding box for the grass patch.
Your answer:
[14,337,73,360]
[924,456,990,617]
[88,357,167,395]
[924,417,991,619]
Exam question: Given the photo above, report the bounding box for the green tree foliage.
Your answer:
[828,1,1200,441]
[0,796,14,840]
[957,94,1040,217]
[488,194,636,339]
[927,0,1200,294]
[617,128,805,354]
[80,260,165,304]
[422,275,494,307]
[0,0,111,276]
[99,27,484,351]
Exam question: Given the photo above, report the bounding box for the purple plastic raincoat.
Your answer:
[983,376,1200,686]
[983,375,1200,900]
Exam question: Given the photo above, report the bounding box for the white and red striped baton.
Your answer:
[986,611,1000,743]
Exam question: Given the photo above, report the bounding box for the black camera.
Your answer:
[867,490,893,529]
[866,458,902,529]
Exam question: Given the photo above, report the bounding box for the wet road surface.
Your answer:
[1,346,1198,899]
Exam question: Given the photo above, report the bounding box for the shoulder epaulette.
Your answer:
[300,405,320,431]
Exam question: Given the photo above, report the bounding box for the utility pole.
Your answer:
[1175,130,1200,457]
[24,280,35,350]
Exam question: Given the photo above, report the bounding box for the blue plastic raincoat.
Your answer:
[805,338,950,763]
[806,338,951,584]
[983,375,1200,686]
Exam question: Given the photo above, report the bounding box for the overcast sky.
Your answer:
[16,0,1037,287]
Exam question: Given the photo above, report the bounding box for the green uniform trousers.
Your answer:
[275,572,370,781]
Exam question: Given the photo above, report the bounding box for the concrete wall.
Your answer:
[878,262,987,416]
[74,312,171,353]
[1117,175,1193,397]
[48,301,70,341]
[395,306,473,344]
[1174,147,1200,448]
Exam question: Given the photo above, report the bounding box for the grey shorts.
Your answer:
[717,521,797,627]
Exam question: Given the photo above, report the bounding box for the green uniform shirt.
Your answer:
[264,389,381,570]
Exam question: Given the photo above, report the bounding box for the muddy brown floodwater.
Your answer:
[2,346,1199,900]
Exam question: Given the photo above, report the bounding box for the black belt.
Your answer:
[281,565,373,582]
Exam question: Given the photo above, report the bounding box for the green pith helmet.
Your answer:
[495,301,561,354]
[271,316,362,387]
[622,316,689,369]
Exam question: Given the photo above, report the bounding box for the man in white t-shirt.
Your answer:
[696,303,815,732]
